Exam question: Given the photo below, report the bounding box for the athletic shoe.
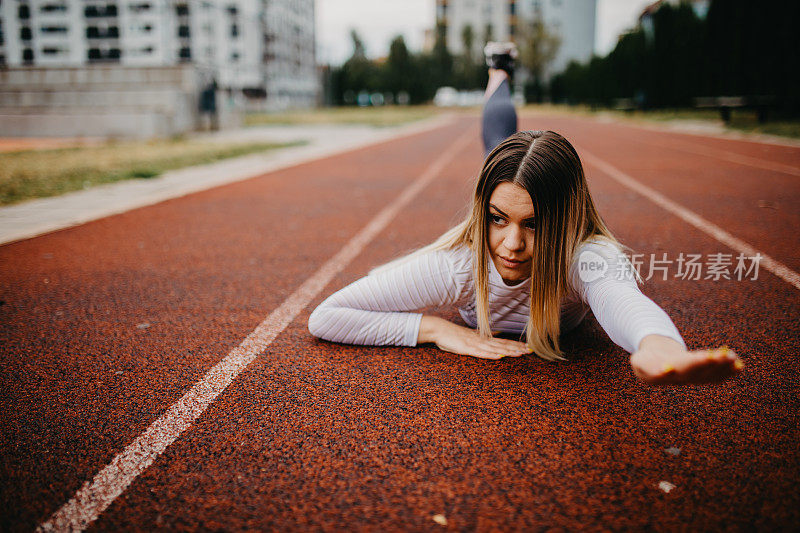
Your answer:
[484,41,518,76]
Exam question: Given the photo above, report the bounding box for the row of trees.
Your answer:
[551,0,800,116]
[325,25,482,106]
[326,0,798,116]
[326,16,562,106]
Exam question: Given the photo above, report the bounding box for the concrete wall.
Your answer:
[0,64,238,138]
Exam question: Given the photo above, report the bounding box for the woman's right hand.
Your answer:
[418,316,531,360]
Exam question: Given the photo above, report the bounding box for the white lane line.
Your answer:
[37,129,476,533]
[579,148,800,291]
[640,137,800,177]
[662,140,800,176]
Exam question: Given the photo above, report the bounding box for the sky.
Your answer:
[315,0,654,66]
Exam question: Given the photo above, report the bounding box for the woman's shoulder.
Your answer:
[576,236,626,257]
[369,245,473,280]
[420,245,473,281]
[571,236,636,290]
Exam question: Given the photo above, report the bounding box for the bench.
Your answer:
[693,95,775,124]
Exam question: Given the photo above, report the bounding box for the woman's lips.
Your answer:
[499,256,527,268]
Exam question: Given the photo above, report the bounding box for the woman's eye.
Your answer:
[525,222,536,230]
[490,214,505,225]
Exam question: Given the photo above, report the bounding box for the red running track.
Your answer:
[1,114,798,531]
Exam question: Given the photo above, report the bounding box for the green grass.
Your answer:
[0,139,302,206]
[245,105,445,128]
[522,104,800,140]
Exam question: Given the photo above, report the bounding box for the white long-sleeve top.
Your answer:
[308,239,686,354]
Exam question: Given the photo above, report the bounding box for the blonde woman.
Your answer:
[308,49,743,386]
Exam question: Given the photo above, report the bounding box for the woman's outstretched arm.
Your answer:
[308,249,462,346]
[573,240,743,385]
[308,248,531,359]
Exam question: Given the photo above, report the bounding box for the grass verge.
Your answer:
[522,104,800,140]
[0,139,302,206]
[245,105,443,128]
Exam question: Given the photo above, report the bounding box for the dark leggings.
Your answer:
[481,79,518,157]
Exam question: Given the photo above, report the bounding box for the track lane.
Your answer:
[87,118,799,530]
[3,113,798,531]
[519,114,800,274]
[521,111,800,168]
[0,117,472,530]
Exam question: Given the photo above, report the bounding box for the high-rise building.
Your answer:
[0,0,318,109]
[435,0,596,79]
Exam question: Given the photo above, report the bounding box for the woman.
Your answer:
[308,44,743,386]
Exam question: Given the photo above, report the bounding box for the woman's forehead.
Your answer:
[489,182,534,217]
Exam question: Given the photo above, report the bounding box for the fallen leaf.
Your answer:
[658,481,676,493]
[432,514,448,526]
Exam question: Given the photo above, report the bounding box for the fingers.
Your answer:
[461,338,530,360]
[479,339,530,358]
[644,346,743,385]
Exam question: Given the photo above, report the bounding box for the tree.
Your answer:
[339,29,379,102]
[453,24,482,89]
[430,22,454,88]
[518,15,561,102]
[461,24,475,62]
[385,35,413,99]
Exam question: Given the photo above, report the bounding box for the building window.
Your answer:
[23,48,35,63]
[85,5,118,18]
[42,46,67,55]
[129,2,152,12]
[176,4,189,16]
[227,5,238,15]
[86,26,119,39]
[41,26,69,34]
[231,51,239,61]
[41,4,68,13]
[87,47,121,61]
[178,25,190,37]
[179,46,191,60]
[230,24,238,37]
[20,26,33,41]
[19,5,31,20]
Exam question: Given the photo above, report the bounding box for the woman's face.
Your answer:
[487,182,535,284]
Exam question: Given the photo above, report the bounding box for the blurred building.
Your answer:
[0,0,318,110]
[435,0,596,79]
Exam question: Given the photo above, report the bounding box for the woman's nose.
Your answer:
[503,225,526,251]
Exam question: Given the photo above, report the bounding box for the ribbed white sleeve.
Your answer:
[308,240,687,354]
[308,249,471,346]
[570,240,687,354]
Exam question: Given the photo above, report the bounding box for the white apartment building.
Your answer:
[435,0,596,79]
[0,0,318,109]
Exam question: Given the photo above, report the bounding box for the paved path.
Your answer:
[0,116,454,245]
[1,114,798,531]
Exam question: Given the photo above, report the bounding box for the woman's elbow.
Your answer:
[307,306,325,339]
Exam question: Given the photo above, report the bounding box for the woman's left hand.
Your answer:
[629,334,744,386]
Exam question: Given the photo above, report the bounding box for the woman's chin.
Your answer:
[497,265,530,284]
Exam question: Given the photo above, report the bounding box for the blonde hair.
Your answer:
[374,130,638,361]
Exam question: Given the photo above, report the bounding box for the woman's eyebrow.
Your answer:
[488,204,508,217]
[489,204,535,221]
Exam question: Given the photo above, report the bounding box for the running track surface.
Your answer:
[1,114,798,531]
